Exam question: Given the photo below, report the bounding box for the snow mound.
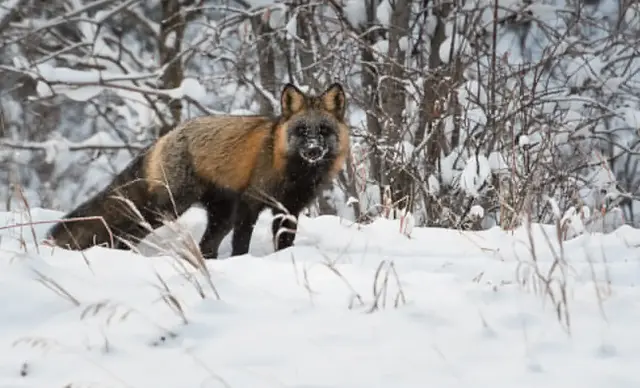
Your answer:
[1,208,640,387]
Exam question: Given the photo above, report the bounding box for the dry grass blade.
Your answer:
[520,204,573,334]
[161,293,188,325]
[80,300,134,326]
[153,271,189,325]
[12,336,58,350]
[70,182,222,303]
[118,175,221,300]
[320,260,365,309]
[52,211,116,252]
[388,261,407,308]
[31,268,80,306]
[155,215,221,300]
[368,260,407,313]
[4,215,115,251]
[12,184,40,254]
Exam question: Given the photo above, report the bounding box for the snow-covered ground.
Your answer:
[1,206,640,387]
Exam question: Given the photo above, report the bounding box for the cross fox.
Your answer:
[48,82,350,258]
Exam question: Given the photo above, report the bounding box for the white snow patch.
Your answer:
[267,5,287,30]
[168,78,208,103]
[41,137,70,164]
[164,30,176,48]
[425,14,438,37]
[459,79,488,107]
[78,131,126,148]
[440,34,470,64]
[518,134,530,148]
[35,80,54,98]
[371,39,390,61]
[285,12,298,38]
[440,150,460,186]
[376,0,392,27]
[469,204,485,219]
[619,107,640,129]
[398,36,409,52]
[2,208,640,386]
[62,85,105,102]
[460,154,492,197]
[344,0,367,27]
[489,151,509,173]
[603,77,625,91]
[394,140,415,161]
[427,174,440,195]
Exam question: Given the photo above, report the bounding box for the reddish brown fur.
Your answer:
[145,116,281,193]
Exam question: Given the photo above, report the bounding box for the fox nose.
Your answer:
[305,145,323,160]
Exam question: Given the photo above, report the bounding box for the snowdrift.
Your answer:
[1,207,640,387]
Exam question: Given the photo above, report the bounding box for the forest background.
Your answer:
[1,0,639,238]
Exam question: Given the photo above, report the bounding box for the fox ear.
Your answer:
[320,83,346,120]
[281,83,306,118]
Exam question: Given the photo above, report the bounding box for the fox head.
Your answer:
[279,83,348,165]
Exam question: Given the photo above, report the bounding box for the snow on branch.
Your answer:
[1,132,147,163]
[5,61,209,104]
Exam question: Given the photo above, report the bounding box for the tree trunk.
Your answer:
[251,16,277,116]
[379,0,412,211]
[159,0,185,136]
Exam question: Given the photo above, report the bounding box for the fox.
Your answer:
[47,82,350,259]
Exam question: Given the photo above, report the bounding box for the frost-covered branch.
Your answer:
[1,138,146,153]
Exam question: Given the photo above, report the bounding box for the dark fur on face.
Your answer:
[287,115,340,164]
[280,83,346,166]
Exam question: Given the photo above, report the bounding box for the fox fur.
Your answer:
[47,82,350,258]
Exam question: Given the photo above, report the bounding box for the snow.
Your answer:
[460,154,492,197]
[488,151,509,173]
[518,134,530,147]
[169,78,208,103]
[0,131,144,154]
[344,0,367,27]
[284,12,298,38]
[16,61,209,105]
[267,5,286,30]
[2,208,640,387]
[624,4,640,29]
[398,36,409,52]
[371,39,390,61]
[427,174,440,195]
[425,13,438,37]
[40,137,70,164]
[164,31,177,48]
[469,204,485,219]
[619,107,640,129]
[458,80,488,107]
[439,34,467,64]
[376,0,392,27]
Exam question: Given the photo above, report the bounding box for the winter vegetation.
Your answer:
[1,0,639,233]
[2,0,640,386]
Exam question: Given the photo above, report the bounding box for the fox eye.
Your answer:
[318,125,333,136]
